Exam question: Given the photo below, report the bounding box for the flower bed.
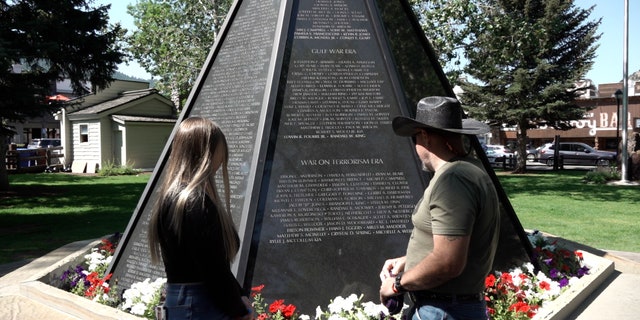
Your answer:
[484,231,592,319]
[48,231,597,319]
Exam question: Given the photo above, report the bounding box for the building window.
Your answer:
[80,124,88,143]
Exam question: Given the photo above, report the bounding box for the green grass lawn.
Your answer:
[1,169,638,266]
[496,170,640,252]
[0,173,150,264]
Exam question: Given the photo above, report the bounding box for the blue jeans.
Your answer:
[163,283,231,320]
[411,299,488,320]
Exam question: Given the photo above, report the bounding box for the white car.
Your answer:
[484,145,514,166]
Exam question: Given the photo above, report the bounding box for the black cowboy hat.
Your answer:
[392,96,489,136]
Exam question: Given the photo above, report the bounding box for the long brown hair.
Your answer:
[148,117,238,264]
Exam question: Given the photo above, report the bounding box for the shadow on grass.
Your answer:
[495,169,640,204]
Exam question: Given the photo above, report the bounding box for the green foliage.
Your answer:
[98,161,140,176]
[0,0,124,122]
[410,0,478,84]
[412,0,601,173]
[125,0,232,111]
[583,167,620,184]
[0,0,125,190]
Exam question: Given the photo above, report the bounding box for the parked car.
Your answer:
[27,138,61,149]
[513,145,538,161]
[484,144,514,166]
[537,142,615,166]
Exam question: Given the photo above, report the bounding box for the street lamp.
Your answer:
[615,89,623,162]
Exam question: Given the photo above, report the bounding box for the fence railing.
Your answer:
[5,146,64,173]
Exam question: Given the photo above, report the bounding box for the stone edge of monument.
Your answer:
[0,237,616,319]
[0,238,142,320]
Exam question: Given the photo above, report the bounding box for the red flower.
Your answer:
[485,274,496,287]
[575,251,583,259]
[99,239,115,254]
[269,299,284,313]
[487,307,496,315]
[539,281,551,291]
[282,304,297,318]
[251,284,265,297]
[257,314,269,320]
[508,301,530,313]
[83,272,112,298]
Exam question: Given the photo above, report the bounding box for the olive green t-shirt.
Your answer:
[405,158,500,294]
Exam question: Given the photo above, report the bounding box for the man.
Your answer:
[379,96,500,320]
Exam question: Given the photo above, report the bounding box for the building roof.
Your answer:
[68,89,161,115]
[111,115,177,124]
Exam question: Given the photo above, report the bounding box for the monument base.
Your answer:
[0,237,616,320]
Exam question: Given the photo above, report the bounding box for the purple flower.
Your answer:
[60,269,71,281]
[559,278,569,288]
[577,267,589,278]
[549,268,559,279]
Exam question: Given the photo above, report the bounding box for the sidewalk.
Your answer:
[547,237,640,319]
[568,253,640,319]
[0,239,639,319]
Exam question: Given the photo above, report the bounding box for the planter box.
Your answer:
[0,238,615,320]
[533,250,614,319]
[0,238,142,320]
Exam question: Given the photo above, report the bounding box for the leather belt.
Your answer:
[409,290,484,303]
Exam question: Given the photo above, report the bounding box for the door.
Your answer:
[113,130,123,166]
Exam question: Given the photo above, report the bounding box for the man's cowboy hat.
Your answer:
[392,96,489,136]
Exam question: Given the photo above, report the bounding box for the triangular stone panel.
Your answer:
[108,0,534,314]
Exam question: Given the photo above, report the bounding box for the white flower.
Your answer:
[328,314,347,320]
[568,276,581,286]
[327,296,346,314]
[362,301,386,317]
[524,262,535,274]
[120,277,166,317]
[130,302,147,316]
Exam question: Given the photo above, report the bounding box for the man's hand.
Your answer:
[379,256,406,281]
[379,276,398,305]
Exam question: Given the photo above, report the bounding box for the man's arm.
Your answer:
[380,234,469,299]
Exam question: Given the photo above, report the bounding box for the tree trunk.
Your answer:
[171,82,181,113]
[0,137,10,191]
[513,124,528,173]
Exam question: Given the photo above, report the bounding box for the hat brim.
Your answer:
[392,116,490,136]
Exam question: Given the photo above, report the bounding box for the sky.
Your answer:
[101,0,639,86]
[97,1,152,79]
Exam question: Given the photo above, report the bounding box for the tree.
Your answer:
[413,0,600,173]
[125,0,232,111]
[410,0,478,85]
[0,0,124,190]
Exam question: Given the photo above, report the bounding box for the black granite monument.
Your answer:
[108,0,534,314]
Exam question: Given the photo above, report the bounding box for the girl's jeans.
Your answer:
[411,299,488,320]
[163,283,231,320]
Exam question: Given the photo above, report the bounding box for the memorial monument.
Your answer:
[108,0,534,314]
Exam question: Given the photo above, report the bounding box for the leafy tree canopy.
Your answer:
[0,0,124,125]
[412,0,600,172]
[125,0,232,111]
[0,0,124,189]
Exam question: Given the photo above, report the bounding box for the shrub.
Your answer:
[98,161,140,176]
[583,166,620,184]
